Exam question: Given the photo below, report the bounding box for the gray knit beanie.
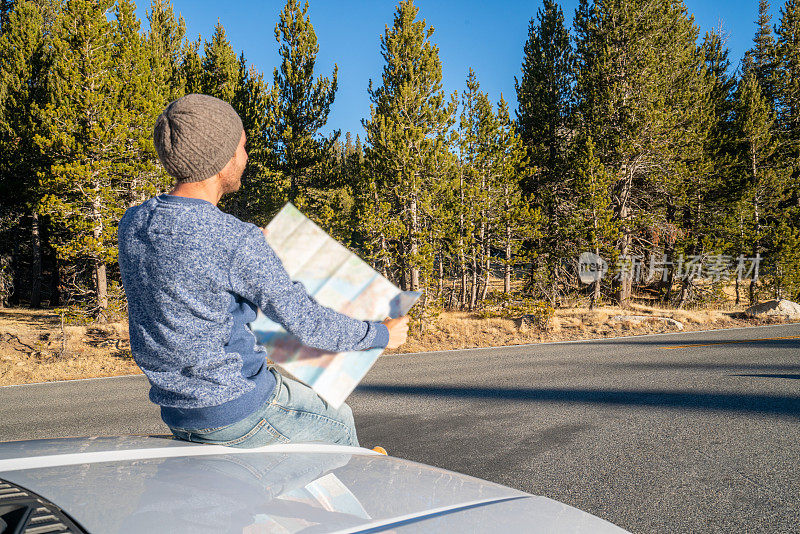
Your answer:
[153,93,244,183]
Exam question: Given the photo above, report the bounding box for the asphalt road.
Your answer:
[2,323,799,533]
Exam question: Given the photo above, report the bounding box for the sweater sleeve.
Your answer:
[228,226,390,352]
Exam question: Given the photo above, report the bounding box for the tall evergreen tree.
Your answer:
[134,0,187,209]
[272,0,338,205]
[145,0,186,104]
[515,0,573,194]
[732,69,782,303]
[36,0,158,317]
[455,69,491,309]
[688,29,743,304]
[363,0,456,292]
[572,135,617,306]
[776,0,800,195]
[494,96,540,297]
[773,0,800,301]
[663,29,737,307]
[0,0,60,307]
[515,0,574,303]
[180,35,203,94]
[201,21,240,103]
[745,0,780,110]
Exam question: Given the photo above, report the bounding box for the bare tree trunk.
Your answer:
[504,225,512,294]
[592,279,601,308]
[591,245,601,309]
[400,250,408,291]
[92,205,108,318]
[735,211,745,306]
[9,238,20,306]
[410,194,419,292]
[481,254,490,302]
[548,261,558,307]
[30,211,42,308]
[0,254,10,308]
[470,254,478,310]
[95,259,108,319]
[372,186,390,279]
[458,168,467,309]
[616,172,633,308]
[735,276,741,306]
[437,251,443,300]
[749,151,760,305]
[50,257,60,307]
[663,247,675,303]
[476,210,487,304]
[448,279,456,309]
[460,258,467,309]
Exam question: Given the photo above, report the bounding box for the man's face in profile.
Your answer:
[221,131,248,194]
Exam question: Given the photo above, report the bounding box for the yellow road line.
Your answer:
[660,334,800,350]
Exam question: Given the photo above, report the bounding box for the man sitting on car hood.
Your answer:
[117,93,408,448]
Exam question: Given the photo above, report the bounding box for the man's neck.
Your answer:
[169,178,223,206]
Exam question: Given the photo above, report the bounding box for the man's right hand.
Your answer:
[382,315,410,349]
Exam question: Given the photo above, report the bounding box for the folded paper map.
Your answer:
[249,203,422,408]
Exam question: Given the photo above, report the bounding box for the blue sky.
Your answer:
[133,0,785,138]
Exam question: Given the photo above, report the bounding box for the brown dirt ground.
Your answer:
[0,305,795,386]
[0,308,139,386]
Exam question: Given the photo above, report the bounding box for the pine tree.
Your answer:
[0,0,59,307]
[145,0,186,104]
[117,0,168,208]
[201,21,240,103]
[682,29,741,304]
[36,0,158,318]
[732,69,782,303]
[180,35,203,95]
[455,69,493,309]
[776,0,800,194]
[664,29,735,307]
[272,0,338,204]
[773,0,800,300]
[770,219,800,300]
[363,0,456,292]
[515,0,574,303]
[745,0,780,110]
[494,96,540,296]
[572,135,617,307]
[515,0,573,194]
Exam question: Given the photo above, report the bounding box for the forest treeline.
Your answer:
[0,0,798,321]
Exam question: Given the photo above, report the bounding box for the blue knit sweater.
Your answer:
[117,194,389,430]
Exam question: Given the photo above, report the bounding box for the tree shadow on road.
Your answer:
[356,384,800,419]
[600,362,800,371]
[557,337,800,348]
[731,373,800,380]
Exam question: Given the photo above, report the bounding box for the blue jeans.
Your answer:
[168,367,359,448]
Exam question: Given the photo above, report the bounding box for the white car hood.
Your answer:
[0,436,628,533]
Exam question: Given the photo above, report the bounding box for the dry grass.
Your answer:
[0,308,139,386]
[385,303,790,355]
[1,303,794,385]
